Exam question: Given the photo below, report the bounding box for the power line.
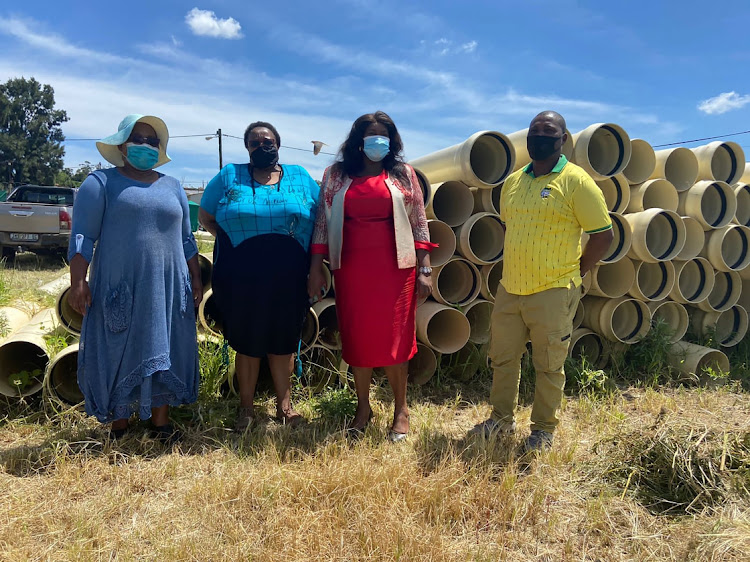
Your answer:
[652,129,750,148]
[222,133,336,156]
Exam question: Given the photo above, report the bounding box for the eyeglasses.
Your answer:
[248,138,276,149]
[128,135,160,148]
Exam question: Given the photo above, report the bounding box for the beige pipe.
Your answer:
[674,216,705,261]
[0,306,31,343]
[0,309,57,397]
[628,260,675,302]
[568,328,606,368]
[622,138,656,185]
[300,307,319,354]
[668,341,729,379]
[432,257,481,306]
[198,289,223,337]
[649,147,699,192]
[410,131,516,187]
[479,261,503,303]
[700,225,750,271]
[733,183,750,226]
[425,181,475,227]
[581,296,651,343]
[38,274,71,296]
[573,300,585,330]
[677,181,737,231]
[463,298,492,344]
[740,163,750,184]
[471,184,502,215]
[442,341,483,382]
[600,212,632,263]
[55,285,83,336]
[581,271,592,297]
[416,300,471,354]
[689,305,749,347]
[412,167,433,209]
[696,270,741,312]
[691,141,745,185]
[427,220,456,268]
[506,128,574,173]
[589,256,635,298]
[408,343,439,385]
[312,298,340,350]
[739,279,750,311]
[455,212,505,265]
[45,342,83,404]
[198,253,213,291]
[646,300,689,343]
[626,179,679,213]
[625,209,686,263]
[670,258,715,304]
[595,174,630,214]
[300,345,337,393]
[572,123,632,180]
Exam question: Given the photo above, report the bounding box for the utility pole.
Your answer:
[217,128,223,169]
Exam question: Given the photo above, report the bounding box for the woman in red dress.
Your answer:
[309,111,436,442]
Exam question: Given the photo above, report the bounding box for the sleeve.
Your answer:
[571,173,613,234]
[178,182,199,260]
[67,173,105,263]
[310,167,329,256]
[407,165,438,251]
[200,166,227,216]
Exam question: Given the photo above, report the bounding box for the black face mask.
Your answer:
[527,135,562,161]
[250,145,279,169]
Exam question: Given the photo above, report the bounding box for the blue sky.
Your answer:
[1,0,749,185]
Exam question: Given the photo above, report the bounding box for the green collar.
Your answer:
[523,154,568,178]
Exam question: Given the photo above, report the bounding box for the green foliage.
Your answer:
[311,387,357,424]
[53,161,100,188]
[43,331,76,357]
[0,77,69,186]
[0,310,9,338]
[198,337,234,402]
[7,368,42,391]
[609,318,675,385]
[0,267,10,306]
[565,356,609,396]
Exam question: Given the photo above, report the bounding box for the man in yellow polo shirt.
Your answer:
[470,111,613,453]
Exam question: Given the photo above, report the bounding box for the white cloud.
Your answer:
[185,8,242,40]
[460,40,478,54]
[697,91,750,115]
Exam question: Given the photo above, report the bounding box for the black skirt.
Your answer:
[212,230,309,357]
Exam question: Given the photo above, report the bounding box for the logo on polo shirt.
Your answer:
[540,187,551,199]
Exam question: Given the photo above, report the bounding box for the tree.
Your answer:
[0,77,68,186]
[54,161,100,188]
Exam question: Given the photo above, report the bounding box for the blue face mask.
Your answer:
[125,143,160,170]
[363,135,390,162]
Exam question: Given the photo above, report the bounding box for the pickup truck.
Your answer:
[0,185,75,262]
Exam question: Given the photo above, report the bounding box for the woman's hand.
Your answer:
[416,273,432,303]
[307,263,328,302]
[68,280,92,316]
[192,277,203,308]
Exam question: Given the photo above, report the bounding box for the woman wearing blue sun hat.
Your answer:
[67,114,202,443]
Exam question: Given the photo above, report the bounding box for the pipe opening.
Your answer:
[480,261,503,301]
[408,344,438,385]
[637,261,671,300]
[316,304,340,349]
[436,260,480,305]
[602,214,629,262]
[683,260,709,302]
[430,181,474,226]
[0,342,47,397]
[600,125,626,177]
[702,183,730,228]
[57,287,83,334]
[728,228,750,270]
[714,144,738,184]
[596,176,626,213]
[198,254,212,288]
[466,215,504,262]
[425,308,470,354]
[470,133,512,185]
[716,306,748,347]
[49,351,83,404]
[427,220,456,267]
[300,308,319,353]
[465,300,492,344]
[645,213,679,260]
[570,331,604,365]
[200,292,223,335]
[735,184,750,226]
[650,301,688,343]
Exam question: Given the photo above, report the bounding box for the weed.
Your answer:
[44,331,76,356]
[0,310,9,338]
[311,386,357,424]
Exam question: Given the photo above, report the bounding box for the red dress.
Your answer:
[333,171,418,367]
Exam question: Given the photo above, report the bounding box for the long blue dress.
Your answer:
[68,168,200,423]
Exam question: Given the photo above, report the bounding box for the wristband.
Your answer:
[418,266,432,276]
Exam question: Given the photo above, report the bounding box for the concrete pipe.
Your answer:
[0,309,57,398]
[479,261,503,303]
[670,258,715,304]
[691,141,745,185]
[668,341,729,379]
[471,184,502,215]
[408,343,439,385]
[581,296,651,344]
[425,181,475,227]
[442,341,484,382]
[650,147,699,192]
[198,253,213,291]
[626,179,679,213]
[432,257,481,306]
[622,138,656,185]
[600,212,632,263]
[568,328,606,368]
[589,256,636,298]
[625,209,686,263]
[56,285,83,336]
[677,181,737,231]
[506,128,574,172]
[733,183,750,227]
[455,212,505,265]
[300,307,319,354]
[198,289,223,337]
[301,345,337,393]
[741,163,750,185]
[696,270,741,312]
[410,131,516,188]
[700,225,750,271]
[45,342,83,404]
[628,260,676,302]
[412,167,433,209]
[463,298,493,344]
[0,306,31,343]
[646,300,689,344]
[573,300,585,330]
[427,220,456,268]
[689,306,749,347]
[416,300,471,354]
[581,271,592,297]
[38,274,71,296]
[595,174,630,214]
[572,123,632,180]
[312,298,340,350]
[674,216,705,261]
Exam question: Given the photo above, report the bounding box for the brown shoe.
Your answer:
[234,407,255,432]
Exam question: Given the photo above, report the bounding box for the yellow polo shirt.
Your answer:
[500,155,611,295]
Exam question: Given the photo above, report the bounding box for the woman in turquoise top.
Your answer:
[199,121,319,431]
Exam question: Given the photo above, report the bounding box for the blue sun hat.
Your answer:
[96,114,171,168]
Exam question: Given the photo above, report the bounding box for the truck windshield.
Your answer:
[12,189,74,205]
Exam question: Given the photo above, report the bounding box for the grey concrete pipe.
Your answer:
[696,269,741,312]
[455,212,504,265]
[45,342,83,404]
[432,257,482,306]
[408,343,439,385]
[463,298,492,344]
[628,260,675,302]
[622,138,656,185]
[669,258,715,304]
[56,285,83,336]
[677,181,737,231]
[668,341,729,379]
[700,225,750,271]
[626,179,679,213]
[471,184,502,215]
[410,131,516,187]
[733,183,750,226]
[674,216,705,261]
[568,328,607,368]
[412,167,433,209]
[689,305,748,347]
[646,300,688,343]
[425,181,475,227]
[595,174,630,214]
[312,298,340,350]
[416,300,471,354]
[581,296,651,343]
[427,219,456,267]
[0,309,57,397]
[479,261,503,303]
[691,141,745,185]
[625,209,686,263]
[506,128,574,173]
[589,256,635,298]
[572,123,632,180]
[649,147,699,192]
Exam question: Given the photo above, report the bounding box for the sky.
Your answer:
[1,0,749,186]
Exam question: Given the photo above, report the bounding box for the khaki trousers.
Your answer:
[488,282,580,433]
